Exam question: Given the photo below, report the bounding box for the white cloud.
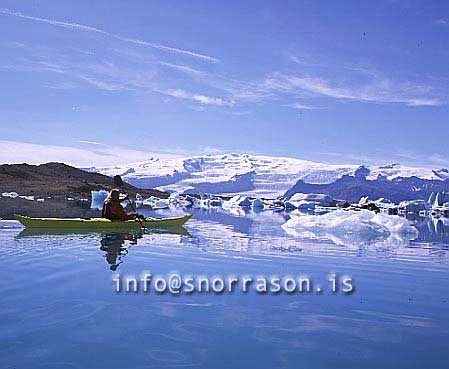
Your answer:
[288,54,302,64]
[0,140,181,167]
[163,88,236,107]
[0,8,219,63]
[265,73,442,107]
[158,62,205,76]
[79,140,102,145]
[289,102,322,110]
[429,153,449,165]
[435,19,448,26]
[78,75,129,91]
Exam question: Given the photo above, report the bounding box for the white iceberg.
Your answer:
[209,198,224,207]
[19,195,35,201]
[225,195,252,208]
[142,196,170,209]
[286,193,336,209]
[2,191,19,198]
[282,210,418,246]
[373,197,396,209]
[199,197,224,208]
[285,199,316,211]
[91,190,109,210]
[398,200,428,213]
[134,193,143,209]
[433,191,449,208]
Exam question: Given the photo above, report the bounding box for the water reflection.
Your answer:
[100,231,142,271]
[16,226,191,270]
[10,208,449,264]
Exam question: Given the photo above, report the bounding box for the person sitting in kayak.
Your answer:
[102,189,140,221]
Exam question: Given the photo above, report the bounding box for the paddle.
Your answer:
[113,175,145,229]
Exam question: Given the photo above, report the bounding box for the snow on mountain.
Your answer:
[88,153,449,199]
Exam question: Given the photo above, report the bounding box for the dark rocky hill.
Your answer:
[0,162,168,219]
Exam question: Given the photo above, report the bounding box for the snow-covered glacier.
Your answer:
[87,153,359,197]
[87,153,449,200]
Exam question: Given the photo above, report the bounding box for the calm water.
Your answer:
[0,209,448,369]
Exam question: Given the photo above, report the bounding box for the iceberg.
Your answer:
[134,193,143,209]
[19,195,35,201]
[287,193,335,206]
[282,210,418,246]
[284,192,336,211]
[398,200,428,213]
[225,195,252,208]
[142,196,170,209]
[2,191,19,198]
[91,190,109,210]
[433,191,449,208]
[251,198,265,209]
[200,197,224,208]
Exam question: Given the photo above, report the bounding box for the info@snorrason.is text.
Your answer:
[112,272,355,295]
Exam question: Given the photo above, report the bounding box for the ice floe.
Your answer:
[90,190,109,210]
[2,192,19,198]
[225,195,252,208]
[142,196,170,209]
[282,210,418,246]
[284,193,336,211]
[398,200,428,213]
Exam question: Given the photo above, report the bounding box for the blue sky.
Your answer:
[0,0,448,167]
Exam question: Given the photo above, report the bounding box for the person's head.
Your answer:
[110,189,120,202]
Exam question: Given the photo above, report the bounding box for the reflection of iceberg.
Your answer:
[282,210,418,246]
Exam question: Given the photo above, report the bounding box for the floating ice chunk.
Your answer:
[285,199,316,211]
[225,195,252,208]
[142,196,170,209]
[2,192,19,198]
[134,193,143,209]
[251,198,265,209]
[428,192,436,206]
[169,193,180,204]
[373,197,397,210]
[200,197,224,208]
[91,190,109,210]
[209,198,224,207]
[282,210,418,246]
[358,196,370,206]
[433,191,449,208]
[181,195,200,208]
[37,198,45,203]
[288,193,335,207]
[398,200,428,213]
[19,195,34,201]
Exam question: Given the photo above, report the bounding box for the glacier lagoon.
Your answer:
[0,208,448,369]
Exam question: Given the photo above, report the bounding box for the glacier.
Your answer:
[86,153,449,201]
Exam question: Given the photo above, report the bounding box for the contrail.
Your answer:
[0,8,219,63]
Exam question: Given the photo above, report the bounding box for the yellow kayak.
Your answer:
[15,214,193,229]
